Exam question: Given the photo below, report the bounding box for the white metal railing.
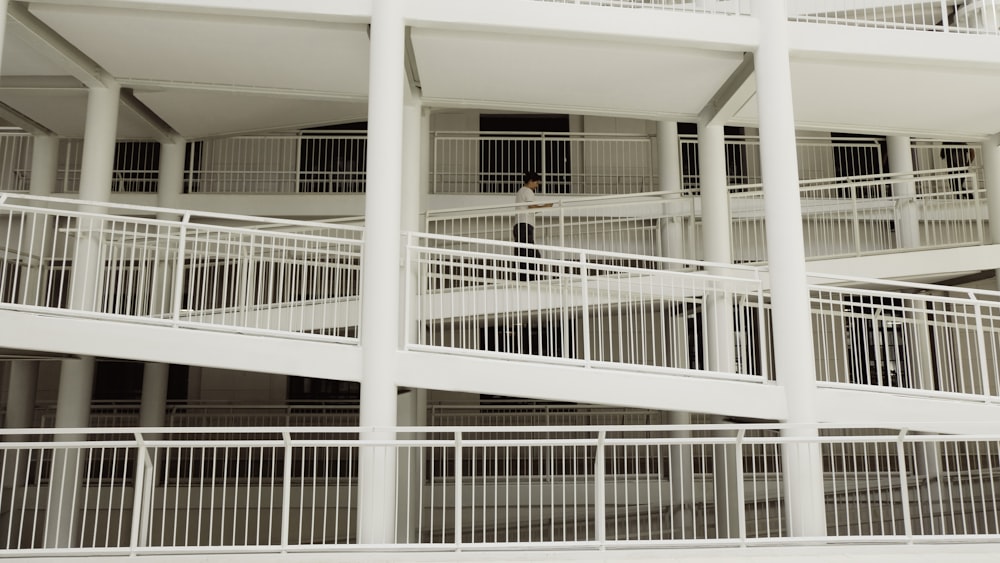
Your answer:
[432,131,655,195]
[806,273,1000,402]
[425,190,698,260]
[0,194,363,342]
[788,0,1000,35]
[680,134,886,193]
[730,168,986,264]
[186,132,367,194]
[532,0,753,15]
[53,140,160,194]
[48,133,368,195]
[0,132,32,192]
[27,401,686,430]
[1,424,998,553]
[28,133,981,202]
[405,232,769,381]
[537,0,1000,33]
[425,167,986,267]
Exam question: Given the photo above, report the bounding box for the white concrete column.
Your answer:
[30,135,59,196]
[69,82,120,312]
[980,135,1000,288]
[1,361,39,489]
[699,124,735,373]
[19,135,60,306]
[0,1,10,75]
[395,390,420,543]
[4,362,37,431]
[658,121,687,264]
[666,410,695,536]
[48,80,119,548]
[149,140,185,319]
[157,139,185,213]
[78,83,120,204]
[887,136,920,248]
[358,0,406,545]
[697,125,741,537]
[139,363,169,429]
[4,135,59,440]
[46,356,95,548]
[753,0,827,537]
[699,124,731,267]
[399,84,424,346]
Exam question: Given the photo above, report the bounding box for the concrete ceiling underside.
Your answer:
[0,2,993,139]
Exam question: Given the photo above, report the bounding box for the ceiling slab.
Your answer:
[134,88,368,138]
[30,4,371,95]
[0,88,178,138]
[0,25,74,76]
[736,57,1000,138]
[411,28,746,119]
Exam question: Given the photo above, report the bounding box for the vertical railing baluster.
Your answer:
[280,431,292,551]
[128,432,147,555]
[970,293,993,402]
[580,251,591,366]
[453,431,463,551]
[594,430,606,548]
[736,429,747,544]
[896,429,913,542]
[170,213,191,326]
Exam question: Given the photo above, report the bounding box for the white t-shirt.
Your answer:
[515,186,536,226]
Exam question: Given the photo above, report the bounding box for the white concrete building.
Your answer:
[0,1,999,561]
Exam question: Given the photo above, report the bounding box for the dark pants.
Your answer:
[513,223,539,281]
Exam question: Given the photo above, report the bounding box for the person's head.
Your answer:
[523,171,541,190]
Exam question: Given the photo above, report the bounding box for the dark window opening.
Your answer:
[92,361,188,402]
[478,114,571,194]
[479,317,577,359]
[113,141,159,193]
[299,122,368,193]
[183,141,204,193]
[287,376,360,403]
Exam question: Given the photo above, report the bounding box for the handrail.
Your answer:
[2,423,999,552]
[0,192,365,235]
[425,189,685,218]
[414,229,761,277]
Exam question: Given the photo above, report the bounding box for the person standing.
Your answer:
[513,171,553,280]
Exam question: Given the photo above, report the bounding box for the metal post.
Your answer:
[580,251,591,366]
[128,433,147,554]
[454,431,463,550]
[280,431,292,551]
[736,429,747,544]
[896,429,913,542]
[595,430,607,547]
[970,294,994,402]
[170,215,190,326]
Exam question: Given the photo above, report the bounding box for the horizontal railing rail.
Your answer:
[803,272,1000,402]
[0,194,364,343]
[426,166,987,266]
[405,231,769,381]
[425,189,698,261]
[24,401,693,430]
[730,168,986,263]
[0,424,998,553]
[679,134,888,193]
